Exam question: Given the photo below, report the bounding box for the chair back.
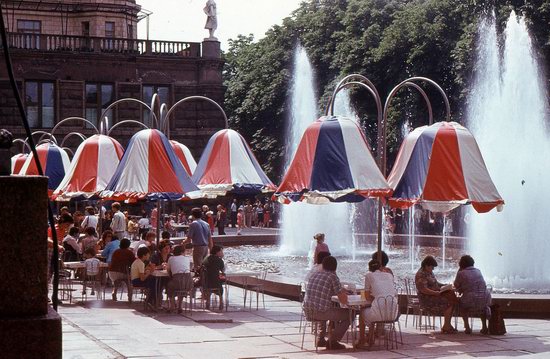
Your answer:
[372,295,400,322]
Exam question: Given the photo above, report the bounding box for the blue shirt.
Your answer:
[102,239,120,263]
[187,219,210,246]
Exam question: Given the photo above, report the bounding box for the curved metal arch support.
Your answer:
[107,120,150,136]
[150,93,161,129]
[30,130,58,146]
[164,96,229,136]
[13,138,31,153]
[100,98,158,130]
[392,76,451,122]
[159,103,169,134]
[329,81,382,119]
[51,117,99,137]
[60,132,87,147]
[61,147,75,157]
[325,74,381,116]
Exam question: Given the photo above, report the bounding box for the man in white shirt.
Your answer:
[230,199,237,228]
[110,202,127,239]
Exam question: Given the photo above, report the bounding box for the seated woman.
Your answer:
[81,227,99,253]
[371,250,393,275]
[454,255,491,334]
[130,246,157,309]
[151,239,172,268]
[415,255,457,333]
[202,245,225,310]
[362,259,398,344]
[166,244,193,313]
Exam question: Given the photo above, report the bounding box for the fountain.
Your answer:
[279,45,352,261]
[468,11,550,291]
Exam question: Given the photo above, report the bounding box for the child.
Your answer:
[83,247,101,295]
[237,208,244,235]
[206,211,215,235]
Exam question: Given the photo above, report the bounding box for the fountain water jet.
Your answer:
[468,11,550,290]
[279,45,352,261]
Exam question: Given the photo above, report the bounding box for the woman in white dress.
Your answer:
[362,259,398,343]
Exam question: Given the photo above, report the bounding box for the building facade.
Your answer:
[1,0,225,158]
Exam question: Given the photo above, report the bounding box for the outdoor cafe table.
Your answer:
[224,270,259,311]
[331,294,371,348]
[151,269,169,309]
[63,261,109,270]
[172,224,189,237]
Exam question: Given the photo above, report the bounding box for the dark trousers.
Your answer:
[217,219,226,235]
[231,211,237,227]
[132,277,157,304]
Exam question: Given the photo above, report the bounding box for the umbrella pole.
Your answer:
[156,199,161,247]
[442,213,447,270]
[376,199,383,263]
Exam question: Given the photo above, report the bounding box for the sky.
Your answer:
[137,0,304,50]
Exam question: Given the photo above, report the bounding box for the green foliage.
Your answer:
[223,0,550,181]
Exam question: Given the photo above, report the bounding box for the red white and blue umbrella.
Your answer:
[192,129,275,197]
[101,129,200,200]
[388,121,504,213]
[19,142,71,194]
[274,116,392,204]
[11,153,28,174]
[170,140,197,176]
[53,134,124,200]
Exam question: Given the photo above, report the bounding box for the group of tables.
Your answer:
[62,260,262,313]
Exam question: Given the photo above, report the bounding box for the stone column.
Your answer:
[0,176,62,358]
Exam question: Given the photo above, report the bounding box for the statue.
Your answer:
[204,0,217,40]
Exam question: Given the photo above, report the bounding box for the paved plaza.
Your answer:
[60,285,550,359]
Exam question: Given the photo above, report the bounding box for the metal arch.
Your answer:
[100,98,158,130]
[392,76,451,122]
[330,81,382,119]
[102,116,110,134]
[107,120,150,136]
[51,117,99,137]
[325,74,381,116]
[13,138,31,153]
[29,131,58,146]
[62,147,74,157]
[159,103,169,135]
[150,93,161,129]
[60,132,87,147]
[164,95,229,131]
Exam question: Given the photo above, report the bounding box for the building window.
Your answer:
[143,85,169,127]
[25,81,55,128]
[85,83,114,128]
[82,22,90,36]
[127,24,134,39]
[17,20,41,49]
[105,22,115,37]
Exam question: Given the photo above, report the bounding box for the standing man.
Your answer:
[303,256,350,350]
[183,207,213,270]
[216,204,226,235]
[110,202,126,240]
[230,199,238,228]
[244,200,253,228]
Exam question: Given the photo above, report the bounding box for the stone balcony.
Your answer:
[2,32,201,57]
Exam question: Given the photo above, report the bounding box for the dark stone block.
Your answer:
[0,306,62,359]
[0,176,49,317]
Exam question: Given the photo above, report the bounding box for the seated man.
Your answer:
[304,256,349,350]
[109,238,135,302]
[202,245,225,310]
[130,246,157,309]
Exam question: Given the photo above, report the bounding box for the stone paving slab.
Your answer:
[59,284,550,359]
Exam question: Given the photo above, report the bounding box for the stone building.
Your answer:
[1,0,225,158]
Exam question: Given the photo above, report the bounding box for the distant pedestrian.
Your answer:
[216,204,226,235]
[230,199,238,228]
[237,208,244,235]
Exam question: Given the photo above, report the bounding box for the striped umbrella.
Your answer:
[274,116,392,204]
[388,121,504,213]
[53,134,124,200]
[11,153,28,174]
[101,129,200,200]
[19,142,71,194]
[192,129,275,197]
[170,140,197,176]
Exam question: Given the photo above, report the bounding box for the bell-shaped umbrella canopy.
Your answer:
[388,121,504,213]
[101,129,200,201]
[53,134,124,200]
[11,153,28,174]
[170,140,197,176]
[192,129,275,197]
[274,116,392,204]
[19,142,71,194]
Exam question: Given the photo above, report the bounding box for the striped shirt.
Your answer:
[304,270,342,312]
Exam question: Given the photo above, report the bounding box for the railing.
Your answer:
[2,33,201,57]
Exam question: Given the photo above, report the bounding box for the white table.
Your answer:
[332,295,371,346]
[63,261,109,269]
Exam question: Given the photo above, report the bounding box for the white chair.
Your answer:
[368,295,403,350]
[243,270,268,310]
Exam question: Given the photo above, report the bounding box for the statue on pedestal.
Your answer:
[204,0,218,40]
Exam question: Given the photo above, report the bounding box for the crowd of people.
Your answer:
[303,233,492,350]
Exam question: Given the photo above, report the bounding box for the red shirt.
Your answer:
[109,248,136,273]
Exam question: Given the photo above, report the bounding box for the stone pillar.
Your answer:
[202,40,221,59]
[0,176,62,358]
